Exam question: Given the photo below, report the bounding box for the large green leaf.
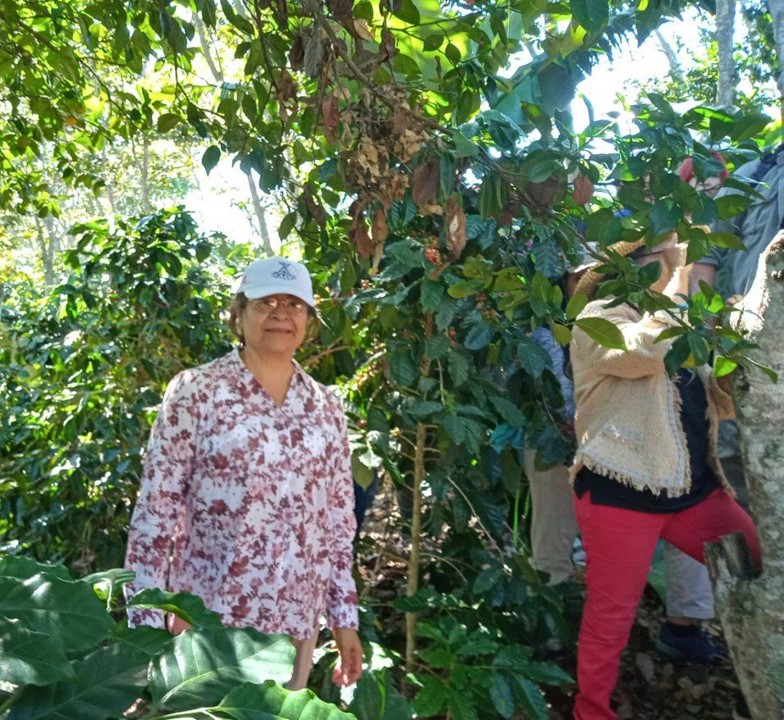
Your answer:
[0,558,71,583]
[0,574,113,655]
[216,680,356,719]
[128,588,224,628]
[8,644,148,720]
[0,620,74,686]
[150,628,295,711]
[574,317,627,350]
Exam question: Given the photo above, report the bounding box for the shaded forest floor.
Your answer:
[355,481,746,720]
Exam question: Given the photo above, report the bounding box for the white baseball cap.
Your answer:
[233,257,315,307]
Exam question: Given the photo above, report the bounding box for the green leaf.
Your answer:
[714,356,738,378]
[422,32,444,51]
[157,113,181,132]
[448,279,486,299]
[453,132,480,158]
[279,212,297,240]
[425,334,450,360]
[516,338,551,378]
[9,644,148,720]
[202,145,221,174]
[464,321,494,350]
[489,673,515,719]
[0,574,113,655]
[575,317,627,350]
[128,588,223,629]
[570,0,609,32]
[448,351,470,386]
[0,620,74,685]
[218,680,355,719]
[412,675,448,716]
[421,279,446,312]
[513,676,549,720]
[550,323,571,346]
[389,350,419,386]
[150,628,295,711]
[447,693,479,720]
[391,0,420,24]
[565,293,588,320]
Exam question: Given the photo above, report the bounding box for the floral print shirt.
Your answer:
[124,350,358,639]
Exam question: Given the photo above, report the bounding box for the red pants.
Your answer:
[572,489,761,720]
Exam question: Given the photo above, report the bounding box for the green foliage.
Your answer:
[0,208,236,572]
[0,557,358,720]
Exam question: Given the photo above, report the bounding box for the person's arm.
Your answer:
[324,397,361,685]
[124,370,199,628]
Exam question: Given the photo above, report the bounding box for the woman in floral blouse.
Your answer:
[125,256,362,690]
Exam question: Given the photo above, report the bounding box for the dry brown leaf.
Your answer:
[371,207,389,245]
[289,32,305,71]
[350,217,373,258]
[445,195,467,260]
[353,18,375,41]
[572,174,595,205]
[524,177,566,210]
[321,94,339,145]
[303,28,324,78]
[412,158,440,210]
[303,187,327,227]
[277,71,298,103]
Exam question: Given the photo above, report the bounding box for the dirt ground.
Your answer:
[355,482,746,720]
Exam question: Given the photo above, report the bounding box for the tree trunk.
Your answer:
[715,0,736,106]
[767,0,784,125]
[247,173,275,255]
[706,233,784,719]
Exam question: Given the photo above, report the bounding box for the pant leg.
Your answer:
[526,450,579,585]
[573,493,667,720]
[660,489,761,569]
[664,543,715,620]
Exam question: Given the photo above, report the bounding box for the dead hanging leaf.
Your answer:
[303,187,327,227]
[353,18,375,41]
[444,195,467,260]
[321,94,339,145]
[371,207,389,245]
[350,217,374,259]
[289,32,305,71]
[523,176,566,210]
[371,236,385,275]
[303,27,324,78]
[379,27,398,63]
[379,171,410,208]
[392,106,408,135]
[572,174,595,205]
[412,158,440,210]
[327,0,353,21]
[396,128,427,163]
[277,71,298,103]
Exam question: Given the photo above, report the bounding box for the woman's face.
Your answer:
[239,293,310,358]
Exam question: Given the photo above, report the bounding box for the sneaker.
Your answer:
[654,622,729,663]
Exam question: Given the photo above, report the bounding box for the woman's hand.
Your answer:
[331,627,363,686]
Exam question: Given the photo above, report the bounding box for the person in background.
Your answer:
[125,256,362,691]
[569,237,761,720]
[689,146,784,510]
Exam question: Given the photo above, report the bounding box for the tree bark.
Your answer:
[715,0,736,106]
[706,233,784,719]
[767,0,784,124]
[247,173,274,255]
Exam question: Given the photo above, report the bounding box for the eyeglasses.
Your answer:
[248,297,308,316]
